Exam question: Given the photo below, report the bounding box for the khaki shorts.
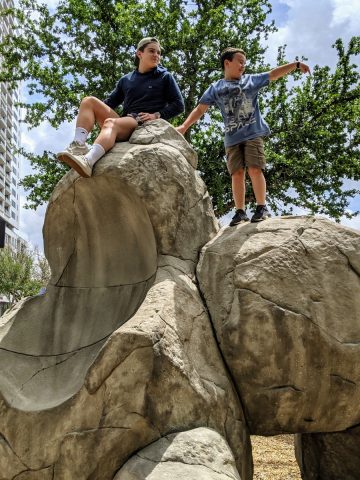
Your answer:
[225,137,266,175]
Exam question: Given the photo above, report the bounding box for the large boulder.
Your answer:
[0,121,250,479]
[0,119,217,412]
[295,426,360,480]
[197,216,360,435]
[114,427,241,479]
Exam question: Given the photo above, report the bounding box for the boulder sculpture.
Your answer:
[196,214,360,479]
[1,120,360,479]
[0,121,251,480]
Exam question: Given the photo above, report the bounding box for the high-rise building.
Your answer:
[0,0,22,250]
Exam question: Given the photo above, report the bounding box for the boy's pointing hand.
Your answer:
[299,62,311,75]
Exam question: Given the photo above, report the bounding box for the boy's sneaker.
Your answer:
[251,205,271,223]
[56,150,92,178]
[229,209,249,226]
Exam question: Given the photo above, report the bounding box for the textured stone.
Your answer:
[0,263,251,479]
[295,426,360,480]
[197,216,360,435]
[50,119,217,262]
[0,121,250,479]
[0,120,218,412]
[114,427,241,479]
[129,119,198,168]
[12,467,54,480]
[0,434,28,479]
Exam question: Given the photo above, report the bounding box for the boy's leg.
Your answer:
[226,143,249,226]
[244,137,271,222]
[232,168,246,210]
[247,166,266,205]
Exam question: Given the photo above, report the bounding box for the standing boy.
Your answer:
[176,48,310,225]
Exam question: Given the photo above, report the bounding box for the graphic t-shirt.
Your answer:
[199,73,270,147]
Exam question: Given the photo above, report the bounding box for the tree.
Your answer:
[0,0,359,219]
[262,39,360,219]
[0,245,50,308]
[33,246,51,286]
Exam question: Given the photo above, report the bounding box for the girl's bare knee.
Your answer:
[81,95,97,105]
[103,117,116,129]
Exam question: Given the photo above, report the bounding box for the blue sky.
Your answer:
[18,0,360,248]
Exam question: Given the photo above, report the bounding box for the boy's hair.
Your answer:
[134,37,161,67]
[220,48,246,70]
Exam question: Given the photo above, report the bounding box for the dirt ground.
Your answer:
[252,435,302,480]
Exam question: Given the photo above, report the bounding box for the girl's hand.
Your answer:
[138,112,157,122]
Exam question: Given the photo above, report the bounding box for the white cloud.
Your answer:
[19,195,47,251]
[21,120,75,158]
[342,215,360,232]
[261,0,360,232]
[19,120,75,249]
[266,0,360,68]
[331,0,360,32]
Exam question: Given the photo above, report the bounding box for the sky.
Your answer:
[18,0,360,249]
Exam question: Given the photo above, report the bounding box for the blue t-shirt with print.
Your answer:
[199,73,270,147]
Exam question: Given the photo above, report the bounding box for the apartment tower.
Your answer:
[0,0,21,249]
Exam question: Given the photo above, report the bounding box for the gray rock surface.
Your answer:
[129,119,198,169]
[295,426,360,479]
[0,262,250,479]
[0,121,250,479]
[197,216,360,435]
[114,427,241,480]
[0,120,218,411]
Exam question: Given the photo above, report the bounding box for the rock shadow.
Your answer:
[0,176,157,410]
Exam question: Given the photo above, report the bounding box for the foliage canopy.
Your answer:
[0,245,50,308]
[0,0,359,219]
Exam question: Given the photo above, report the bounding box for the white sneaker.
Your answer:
[56,150,92,178]
[66,141,91,156]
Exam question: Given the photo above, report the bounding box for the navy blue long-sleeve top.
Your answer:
[103,65,184,120]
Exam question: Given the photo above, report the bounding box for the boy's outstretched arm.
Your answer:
[176,104,209,135]
[269,61,311,81]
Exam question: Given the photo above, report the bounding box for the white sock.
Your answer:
[74,127,89,144]
[85,143,106,167]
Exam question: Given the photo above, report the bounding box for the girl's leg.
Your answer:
[76,96,120,133]
[83,116,138,169]
[63,97,120,149]
[58,108,137,178]
[93,116,138,152]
